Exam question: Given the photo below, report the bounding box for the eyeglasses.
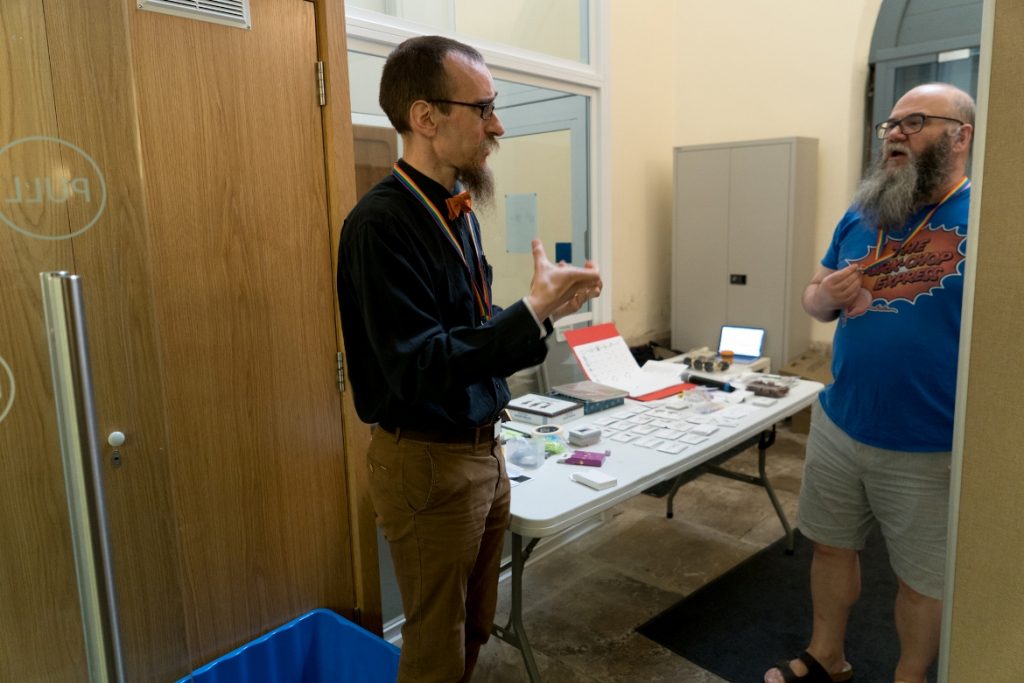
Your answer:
[429,99,497,120]
[875,113,964,139]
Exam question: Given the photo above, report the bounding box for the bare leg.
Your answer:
[892,578,941,683]
[765,543,859,682]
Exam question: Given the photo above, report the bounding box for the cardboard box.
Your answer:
[780,349,833,433]
[780,348,833,385]
[789,406,813,434]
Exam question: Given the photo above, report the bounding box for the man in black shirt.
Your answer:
[337,35,602,683]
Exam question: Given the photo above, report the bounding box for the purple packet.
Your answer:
[560,449,609,467]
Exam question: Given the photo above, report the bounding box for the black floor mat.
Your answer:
[637,528,937,683]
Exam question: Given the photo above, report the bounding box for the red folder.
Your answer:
[563,321,620,347]
[632,383,696,401]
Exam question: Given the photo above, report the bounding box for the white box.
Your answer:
[570,470,617,490]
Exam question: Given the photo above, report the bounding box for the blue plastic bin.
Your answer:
[176,609,399,683]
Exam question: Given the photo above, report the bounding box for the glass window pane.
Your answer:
[348,0,589,64]
[348,52,386,119]
[893,51,980,103]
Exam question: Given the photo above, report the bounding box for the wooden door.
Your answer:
[0,3,89,680]
[353,124,399,198]
[127,0,355,669]
[0,0,357,680]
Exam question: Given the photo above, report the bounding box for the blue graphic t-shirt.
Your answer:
[818,183,970,451]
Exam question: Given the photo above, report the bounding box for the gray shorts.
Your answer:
[797,402,952,599]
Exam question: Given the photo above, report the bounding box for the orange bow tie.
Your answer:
[446,191,473,219]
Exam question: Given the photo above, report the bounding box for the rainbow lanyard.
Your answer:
[392,163,492,322]
[867,176,970,268]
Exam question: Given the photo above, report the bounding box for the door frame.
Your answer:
[314,0,383,634]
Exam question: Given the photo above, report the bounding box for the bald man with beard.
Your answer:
[765,83,974,683]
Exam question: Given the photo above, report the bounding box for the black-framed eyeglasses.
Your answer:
[875,112,964,139]
[429,99,497,120]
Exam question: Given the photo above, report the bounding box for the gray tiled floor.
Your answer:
[474,423,809,683]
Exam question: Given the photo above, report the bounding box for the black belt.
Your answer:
[380,423,498,445]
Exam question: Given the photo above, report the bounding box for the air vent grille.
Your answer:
[138,0,251,30]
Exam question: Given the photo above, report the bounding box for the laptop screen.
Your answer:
[717,325,765,359]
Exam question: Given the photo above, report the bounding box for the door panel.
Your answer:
[127,0,353,665]
[1,2,100,680]
[1,0,357,680]
[353,124,399,199]
[44,1,190,679]
[670,147,730,354]
[726,144,789,333]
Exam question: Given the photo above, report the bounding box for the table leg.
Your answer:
[492,533,542,682]
[757,427,795,553]
[670,425,795,553]
[664,474,685,519]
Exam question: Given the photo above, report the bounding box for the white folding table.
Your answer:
[492,379,823,682]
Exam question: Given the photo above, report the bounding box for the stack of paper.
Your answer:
[563,323,693,401]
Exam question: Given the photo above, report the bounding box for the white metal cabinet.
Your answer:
[670,137,817,368]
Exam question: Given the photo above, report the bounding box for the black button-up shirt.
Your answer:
[337,159,550,432]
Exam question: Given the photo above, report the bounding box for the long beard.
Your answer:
[456,138,499,208]
[853,135,953,232]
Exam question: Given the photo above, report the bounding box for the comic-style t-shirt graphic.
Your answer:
[818,181,970,452]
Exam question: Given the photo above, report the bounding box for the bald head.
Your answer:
[897,82,975,127]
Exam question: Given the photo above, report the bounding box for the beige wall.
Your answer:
[609,0,678,342]
[610,0,883,348]
[946,0,1024,678]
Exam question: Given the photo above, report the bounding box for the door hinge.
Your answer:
[316,61,326,107]
[336,351,345,392]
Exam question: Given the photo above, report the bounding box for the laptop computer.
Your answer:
[717,325,765,363]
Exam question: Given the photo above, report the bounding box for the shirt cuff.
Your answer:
[521,297,551,339]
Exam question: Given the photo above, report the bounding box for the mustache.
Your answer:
[853,134,953,232]
[884,141,909,157]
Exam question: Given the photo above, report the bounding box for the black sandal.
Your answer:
[772,650,853,682]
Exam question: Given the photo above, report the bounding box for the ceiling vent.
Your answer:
[138,0,252,30]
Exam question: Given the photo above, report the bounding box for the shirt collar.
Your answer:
[396,159,463,209]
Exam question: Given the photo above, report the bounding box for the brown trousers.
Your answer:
[367,430,511,683]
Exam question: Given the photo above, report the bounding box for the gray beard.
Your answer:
[456,138,499,208]
[457,164,495,208]
[853,135,953,232]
